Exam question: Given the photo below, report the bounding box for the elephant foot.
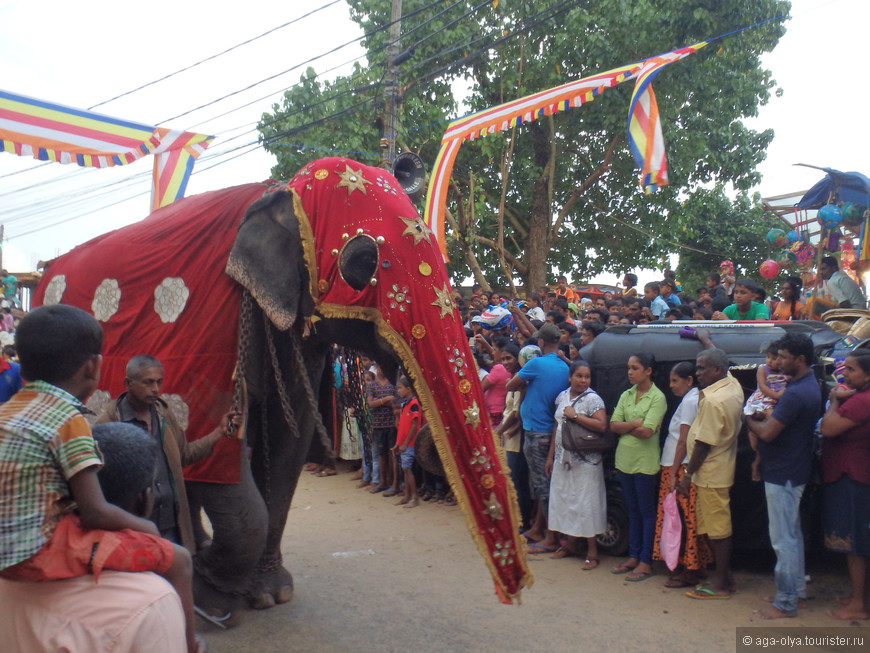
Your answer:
[193,570,245,628]
[247,561,294,610]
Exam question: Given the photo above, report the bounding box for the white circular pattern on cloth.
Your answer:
[154,277,189,323]
[91,279,121,322]
[43,275,66,305]
[84,390,112,424]
[160,394,189,431]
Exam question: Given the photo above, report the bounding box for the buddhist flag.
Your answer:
[423,40,709,255]
[626,42,708,193]
[0,89,213,211]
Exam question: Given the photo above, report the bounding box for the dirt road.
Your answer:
[203,467,861,653]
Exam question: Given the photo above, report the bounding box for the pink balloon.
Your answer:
[760,259,780,279]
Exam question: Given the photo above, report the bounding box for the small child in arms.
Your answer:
[743,343,789,481]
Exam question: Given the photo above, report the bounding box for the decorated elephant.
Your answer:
[33,157,531,619]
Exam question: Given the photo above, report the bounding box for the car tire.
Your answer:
[597,498,629,556]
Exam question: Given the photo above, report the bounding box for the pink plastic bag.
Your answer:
[660,490,682,572]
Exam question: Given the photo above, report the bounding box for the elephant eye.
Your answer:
[338,235,379,291]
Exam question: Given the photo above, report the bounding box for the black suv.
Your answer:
[579,320,849,555]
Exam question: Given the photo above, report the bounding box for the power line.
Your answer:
[88,1,345,111]
[4,1,580,237]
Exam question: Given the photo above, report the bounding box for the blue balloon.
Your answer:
[819,204,842,229]
[786,230,799,244]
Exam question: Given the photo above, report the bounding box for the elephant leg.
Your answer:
[248,341,328,609]
[188,447,268,620]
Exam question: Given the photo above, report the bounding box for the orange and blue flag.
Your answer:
[627,42,709,193]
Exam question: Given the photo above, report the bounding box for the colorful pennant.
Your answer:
[423,41,709,254]
[0,90,213,211]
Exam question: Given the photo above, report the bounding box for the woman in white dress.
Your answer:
[546,359,608,570]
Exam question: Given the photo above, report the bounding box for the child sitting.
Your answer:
[392,376,423,508]
[743,343,790,481]
[0,305,200,653]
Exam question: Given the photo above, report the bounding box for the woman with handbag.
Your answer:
[544,360,608,569]
[652,361,713,587]
[609,351,667,581]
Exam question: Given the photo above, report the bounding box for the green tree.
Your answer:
[259,0,789,292]
[674,186,784,296]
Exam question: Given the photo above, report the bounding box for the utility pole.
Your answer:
[382,0,403,168]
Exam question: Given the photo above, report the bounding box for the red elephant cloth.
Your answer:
[33,182,268,484]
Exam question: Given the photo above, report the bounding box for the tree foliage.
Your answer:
[674,186,784,296]
[258,0,790,292]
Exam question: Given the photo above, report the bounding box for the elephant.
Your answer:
[33,156,531,620]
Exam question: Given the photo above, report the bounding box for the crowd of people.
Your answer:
[1,255,869,653]
[313,259,870,622]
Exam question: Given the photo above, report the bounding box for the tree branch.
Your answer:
[551,134,622,239]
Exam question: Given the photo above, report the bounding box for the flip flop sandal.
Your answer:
[582,558,599,571]
[685,586,731,600]
[625,570,655,582]
[610,563,637,575]
[383,489,400,497]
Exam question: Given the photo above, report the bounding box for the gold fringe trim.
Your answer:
[315,302,532,599]
[290,188,320,306]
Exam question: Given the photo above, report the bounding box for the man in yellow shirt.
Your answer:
[679,348,744,600]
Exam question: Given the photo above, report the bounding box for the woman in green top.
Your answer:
[609,351,667,581]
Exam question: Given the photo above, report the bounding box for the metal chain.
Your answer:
[263,312,301,440]
[285,324,333,455]
[228,290,255,435]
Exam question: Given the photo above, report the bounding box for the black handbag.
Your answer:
[561,391,615,454]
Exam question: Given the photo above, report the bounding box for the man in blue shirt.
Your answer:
[506,323,569,550]
[746,333,821,619]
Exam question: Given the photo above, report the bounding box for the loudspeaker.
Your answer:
[391,152,426,201]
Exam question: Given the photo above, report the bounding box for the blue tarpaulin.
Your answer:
[797,167,870,209]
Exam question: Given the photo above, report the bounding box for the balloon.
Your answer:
[760,259,780,279]
[786,230,799,244]
[791,242,816,268]
[841,202,866,227]
[819,204,842,229]
[766,228,788,248]
[777,251,797,269]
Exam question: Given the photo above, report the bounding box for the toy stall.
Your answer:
[761,167,870,322]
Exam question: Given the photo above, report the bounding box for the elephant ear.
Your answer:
[226,190,314,331]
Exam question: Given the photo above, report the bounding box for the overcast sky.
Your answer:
[1,0,866,287]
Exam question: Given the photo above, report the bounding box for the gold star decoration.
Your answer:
[483,493,504,520]
[335,164,372,196]
[430,283,455,320]
[463,400,481,428]
[398,215,433,245]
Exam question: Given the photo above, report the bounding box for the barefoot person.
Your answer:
[745,334,821,618]
[819,350,870,620]
[393,376,423,509]
[680,348,744,600]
